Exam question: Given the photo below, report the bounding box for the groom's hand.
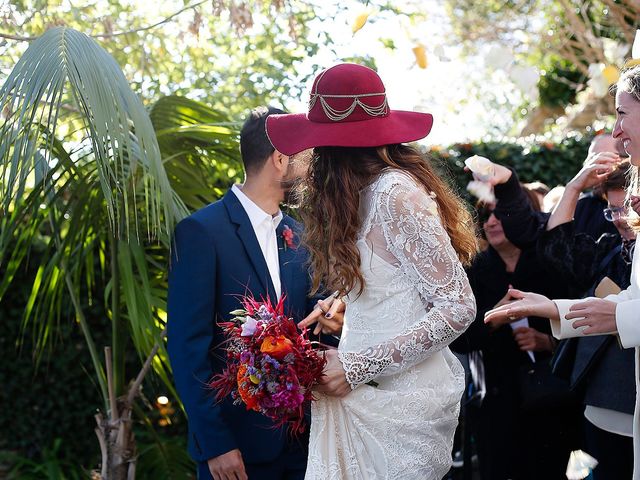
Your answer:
[207,449,247,480]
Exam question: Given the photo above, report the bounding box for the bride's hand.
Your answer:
[299,295,344,335]
[315,349,351,397]
[484,289,559,325]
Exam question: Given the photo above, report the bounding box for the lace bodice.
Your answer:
[338,169,476,389]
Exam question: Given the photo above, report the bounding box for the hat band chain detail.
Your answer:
[309,92,389,121]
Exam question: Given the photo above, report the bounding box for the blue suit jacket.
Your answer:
[167,190,315,464]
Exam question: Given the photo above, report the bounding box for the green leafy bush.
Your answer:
[0,239,190,474]
[0,239,106,466]
[428,133,593,200]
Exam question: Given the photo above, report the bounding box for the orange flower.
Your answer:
[260,335,294,360]
[237,365,259,411]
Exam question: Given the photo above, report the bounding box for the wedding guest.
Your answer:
[573,134,624,239]
[523,181,549,210]
[540,162,635,479]
[485,65,640,480]
[492,133,621,249]
[452,194,580,480]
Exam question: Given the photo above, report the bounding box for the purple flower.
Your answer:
[257,305,273,321]
[261,355,281,369]
[241,316,257,336]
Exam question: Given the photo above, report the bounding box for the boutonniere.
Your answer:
[281,224,296,251]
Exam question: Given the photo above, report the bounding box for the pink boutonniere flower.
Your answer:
[282,225,296,250]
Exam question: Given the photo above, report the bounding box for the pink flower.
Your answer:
[241,316,258,336]
[271,388,305,410]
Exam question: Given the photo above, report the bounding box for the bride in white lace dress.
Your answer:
[265,63,478,479]
[305,167,476,479]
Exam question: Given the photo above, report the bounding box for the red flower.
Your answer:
[237,365,260,411]
[282,225,296,250]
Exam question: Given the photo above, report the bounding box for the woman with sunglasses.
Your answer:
[485,65,640,479]
[453,190,579,480]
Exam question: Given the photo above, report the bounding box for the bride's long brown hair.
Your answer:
[300,143,478,296]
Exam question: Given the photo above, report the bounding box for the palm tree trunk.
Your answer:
[111,235,127,397]
[94,330,166,479]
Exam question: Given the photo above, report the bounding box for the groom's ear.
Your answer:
[270,149,289,173]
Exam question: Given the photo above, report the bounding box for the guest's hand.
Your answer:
[494,285,515,309]
[299,294,344,335]
[567,152,619,193]
[486,163,514,186]
[485,286,519,329]
[464,162,512,186]
[566,298,618,335]
[316,349,351,397]
[485,289,559,325]
[208,449,247,480]
[512,327,554,352]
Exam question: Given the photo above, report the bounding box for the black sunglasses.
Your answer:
[477,205,495,223]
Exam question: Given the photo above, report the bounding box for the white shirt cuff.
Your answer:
[551,299,590,339]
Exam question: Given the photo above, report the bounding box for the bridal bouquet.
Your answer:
[210,296,326,433]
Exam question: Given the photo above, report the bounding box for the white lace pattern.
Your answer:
[306,170,476,480]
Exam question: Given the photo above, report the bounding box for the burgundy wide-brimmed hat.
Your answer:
[265,63,433,156]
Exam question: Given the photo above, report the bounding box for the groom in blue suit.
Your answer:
[167,107,325,480]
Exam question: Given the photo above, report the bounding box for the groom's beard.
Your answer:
[281,178,303,208]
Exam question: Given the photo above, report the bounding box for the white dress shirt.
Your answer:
[231,185,282,299]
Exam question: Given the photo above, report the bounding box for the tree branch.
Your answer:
[126,327,167,406]
[557,0,604,64]
[0,0,208,42]
[0,32,36,41]
[578,2,606,64]
[93,0,208,39]
[601,0,636,44]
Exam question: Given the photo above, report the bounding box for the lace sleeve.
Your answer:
[338,173,476,389]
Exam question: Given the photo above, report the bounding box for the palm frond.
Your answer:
[0,27,187,241]
[150,95,242,209]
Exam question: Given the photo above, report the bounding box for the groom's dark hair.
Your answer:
[240,105,286,175]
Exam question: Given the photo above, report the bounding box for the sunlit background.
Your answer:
[1,1,639,478]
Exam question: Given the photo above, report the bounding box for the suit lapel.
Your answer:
[223,190,277,301]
